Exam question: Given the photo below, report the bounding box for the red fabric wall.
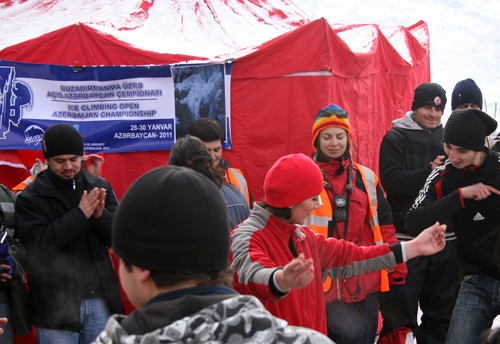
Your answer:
[0,19,430,343]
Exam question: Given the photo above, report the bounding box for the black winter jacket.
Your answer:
[406,153,500,279]
[15,168,123,332]
[379,111,445,237]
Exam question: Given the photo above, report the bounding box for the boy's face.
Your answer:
[444,142,480,169]
[455,103,481,110]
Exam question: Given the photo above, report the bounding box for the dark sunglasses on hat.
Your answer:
[317,108,348,119]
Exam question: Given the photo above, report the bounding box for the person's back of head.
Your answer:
[187,118,224,142]
[452,78,483,110]
[169,135,222,187]
[112,165,231,303]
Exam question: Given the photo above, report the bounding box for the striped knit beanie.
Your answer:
[311,104,351,150]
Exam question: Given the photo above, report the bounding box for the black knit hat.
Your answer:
[42,123,84,159]
[451,78,483,110]
[411,82,447,110]
[444,108,497,151]
[112,165,230,272]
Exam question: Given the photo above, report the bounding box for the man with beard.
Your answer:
[15,123,123,344]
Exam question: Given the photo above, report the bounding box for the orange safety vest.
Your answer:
[308,163,389,293]
[225,167,251,206]
[12,175,35,194]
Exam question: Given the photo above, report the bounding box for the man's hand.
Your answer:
[34,158,48,176]
[405,222,446,259]
[429,155,445,170]
[79,188,100,219]
[0,265,12,283]
[0,317,7,335]
[91,188,106,222]
[275,253,314,291]
[461,183,500,201]
[83,154,104,177]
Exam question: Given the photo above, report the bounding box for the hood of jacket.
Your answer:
[391,111,443,131]
[93,295,333,344]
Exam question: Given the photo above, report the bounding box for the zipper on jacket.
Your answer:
[72,179,76,191]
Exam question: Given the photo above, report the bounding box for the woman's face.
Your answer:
[289,196,321,225]
[318,127,348,159]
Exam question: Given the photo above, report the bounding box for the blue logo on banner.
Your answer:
[24,125,45,146]
[0,66,33,139]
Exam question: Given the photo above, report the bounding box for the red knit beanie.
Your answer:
[264,153,323,208]
[311,103,351,150]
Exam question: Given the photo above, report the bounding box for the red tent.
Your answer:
[0,22,202,66]
[0,16,430,344]
[221,18,430,201]
[0,19,430,202]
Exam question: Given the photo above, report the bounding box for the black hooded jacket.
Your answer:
[15,168,123,332]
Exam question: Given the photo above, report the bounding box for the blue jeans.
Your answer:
[0,302,13,344]
[37,296,111,344]
[445,274,500,344]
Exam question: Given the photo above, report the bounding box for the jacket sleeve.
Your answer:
[315,233,399,281]
[15,192,90,253]
[230,224,284,301]
[405,168,463,236]
[379,131,433,197]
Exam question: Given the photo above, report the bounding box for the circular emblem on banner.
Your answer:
[24,125,45,147]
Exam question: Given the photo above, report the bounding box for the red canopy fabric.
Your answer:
[0,19,430,344]
[0,19,430,202]
[0,22,202,66]
[222,18,430,201]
